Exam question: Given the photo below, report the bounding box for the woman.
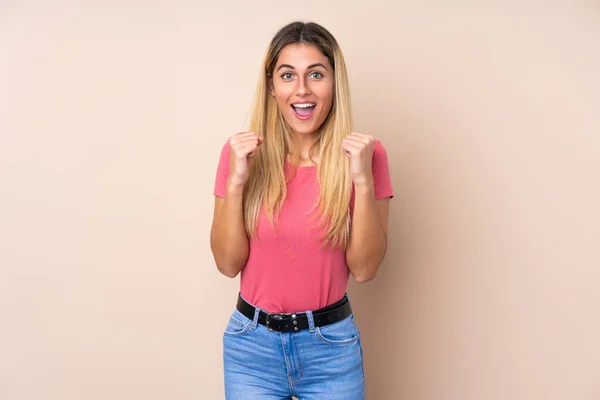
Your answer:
[210,21,393,399]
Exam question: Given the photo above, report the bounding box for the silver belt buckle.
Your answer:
[265,313,281,331]
[265,313,299,332]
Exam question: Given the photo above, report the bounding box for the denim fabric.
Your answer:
[222,296,365,399]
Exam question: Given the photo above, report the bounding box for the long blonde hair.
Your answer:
[243,21,353,248]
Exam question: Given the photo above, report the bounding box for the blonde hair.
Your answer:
[243,22,353,248]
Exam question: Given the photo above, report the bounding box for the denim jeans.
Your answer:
[222,294,365,399]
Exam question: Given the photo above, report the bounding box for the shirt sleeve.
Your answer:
[372,140,394,200]
[213,139,231,198]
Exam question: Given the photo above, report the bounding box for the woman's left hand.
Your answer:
[341,132,375,186]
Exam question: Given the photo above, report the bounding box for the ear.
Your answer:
[267,76,275,97]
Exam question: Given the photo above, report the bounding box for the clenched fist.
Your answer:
[228,131,264,188]
[341,132,375,186]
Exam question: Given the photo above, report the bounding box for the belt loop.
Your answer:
[305,310,316,332]
[345,292,353,309]
[252,306,261,329]
[344,292,354,319]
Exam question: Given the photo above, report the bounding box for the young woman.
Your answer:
[210,21,393,399]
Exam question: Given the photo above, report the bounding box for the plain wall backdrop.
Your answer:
[1,1,599,399]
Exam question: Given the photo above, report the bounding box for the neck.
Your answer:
[289,131,319,165]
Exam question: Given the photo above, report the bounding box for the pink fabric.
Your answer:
[213,140,393,313]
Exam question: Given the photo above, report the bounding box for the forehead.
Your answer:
[275,43,331,69]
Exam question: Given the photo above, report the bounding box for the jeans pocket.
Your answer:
[223,310,252,336]
[315,314,360,345]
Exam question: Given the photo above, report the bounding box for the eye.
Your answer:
[309,72,323,79]
[281,72,294,80]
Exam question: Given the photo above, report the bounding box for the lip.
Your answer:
[291,104,316,120]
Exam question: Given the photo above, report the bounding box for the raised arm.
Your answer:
[210,132,263,278]
[341,134,393,282]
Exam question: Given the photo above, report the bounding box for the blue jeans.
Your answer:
[223,295,365,399]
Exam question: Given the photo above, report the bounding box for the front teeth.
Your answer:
[293,103,316,108]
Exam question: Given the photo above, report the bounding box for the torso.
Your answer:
[239,162,350,313]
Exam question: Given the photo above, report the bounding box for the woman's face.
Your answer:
[271,43,335,138]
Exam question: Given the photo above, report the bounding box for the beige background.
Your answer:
[1,1,599,399]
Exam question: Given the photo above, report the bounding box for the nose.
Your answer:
[296,77,311,96]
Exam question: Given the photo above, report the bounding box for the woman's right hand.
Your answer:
[228,132,264,188]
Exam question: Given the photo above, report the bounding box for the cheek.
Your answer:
[317,84,334,109]
[320,92,334,113]
[275,97,291,113]
[273,88,293,108]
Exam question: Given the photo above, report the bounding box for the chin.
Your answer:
[290,125,319,136]
[284,117,326,137]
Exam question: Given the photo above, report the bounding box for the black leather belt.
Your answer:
[236,293,352,333]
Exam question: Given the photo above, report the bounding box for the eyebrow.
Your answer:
[276,63,329,71]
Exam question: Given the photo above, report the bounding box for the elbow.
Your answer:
[212,250,245,279]
[349,261,380,283]
[214,256,243,278]
[218,265,240,279]
[210,239,246,279]
[354,272,377,284]
[348,254,385,284]
[347,242,386,284]
[213,253,244,278]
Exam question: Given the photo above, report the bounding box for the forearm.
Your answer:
[210,183,249,278]
[346,183,387,283]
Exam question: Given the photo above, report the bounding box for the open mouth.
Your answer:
[291,103,316,120]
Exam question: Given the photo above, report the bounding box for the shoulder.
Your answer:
[371,139,392,180]
[220,137,231,152]
[373,139,386,151]
[370,139,393,198]
[372,139,389,161]
[217,138,231,160]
